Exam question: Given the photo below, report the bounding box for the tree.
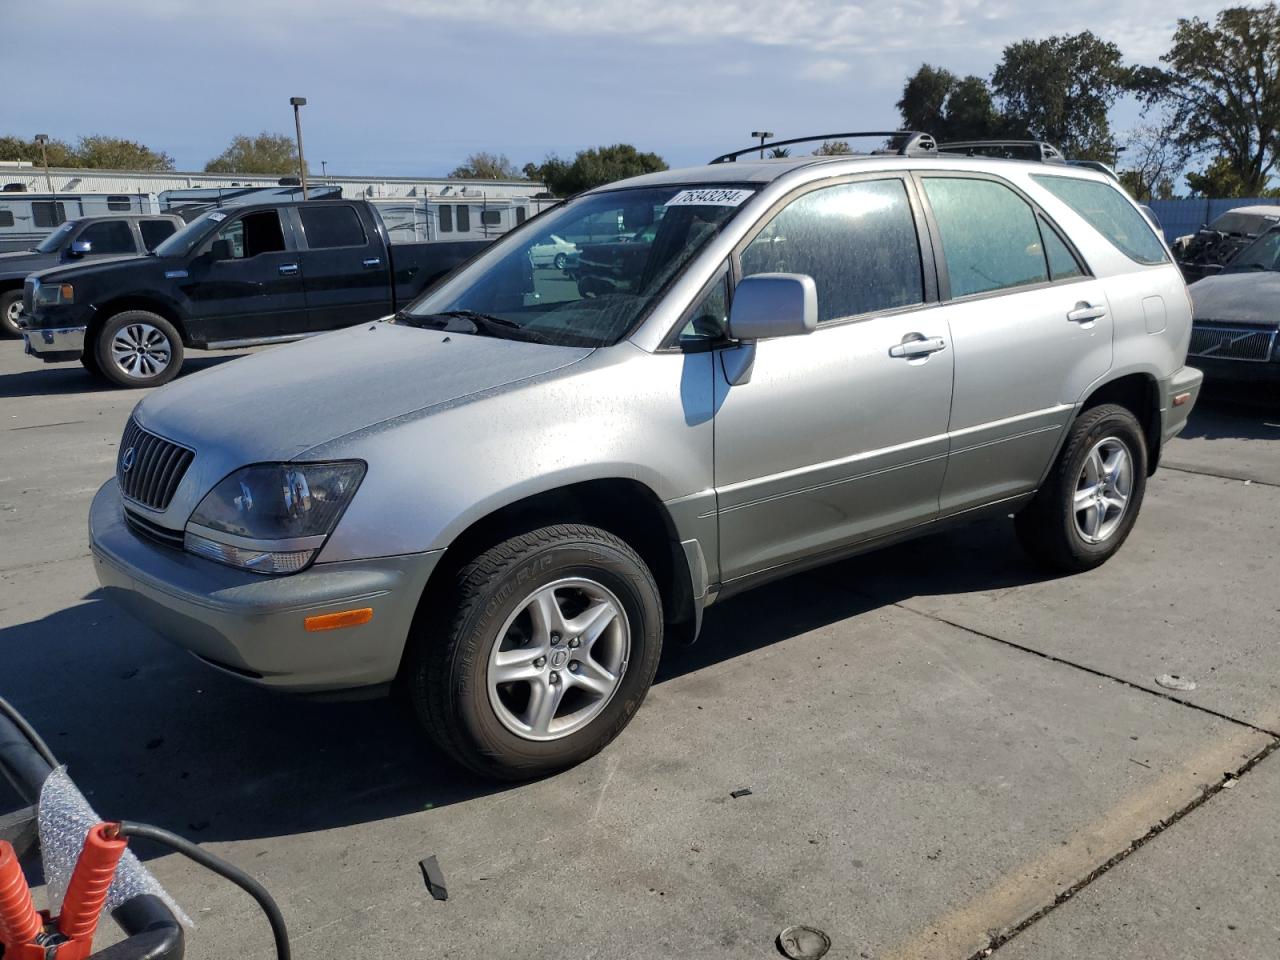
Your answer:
[1134,4,1280,196]
[768,147,792,158]
[1116,122,1189,201]
[897,65,1001,141]
[1184,155,1251,197]
[532,144,667,196]
[74,135,173,171]
[812,140,853,155]
[450,151,520,180]
[204,132,300,175]
[992,31,1127,159]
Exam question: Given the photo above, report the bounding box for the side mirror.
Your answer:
[209,238,236,261]
[69,240,92,257]
[726,273,817,341]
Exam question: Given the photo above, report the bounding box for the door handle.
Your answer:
[362,257,382,269]
[278,263,300,276]
[1067,302,1107,323]
[889,334,947,359]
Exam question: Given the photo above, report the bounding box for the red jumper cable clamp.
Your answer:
[0,821,127,960]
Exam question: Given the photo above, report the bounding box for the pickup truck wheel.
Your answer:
[1016,403,1148,573]
[94,311,184,389]
[407,524,663,780]
[0,290,23,338]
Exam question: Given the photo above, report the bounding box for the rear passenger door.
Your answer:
[711,176,954,583]
[293,204,392,331]
[916,174,1113,514]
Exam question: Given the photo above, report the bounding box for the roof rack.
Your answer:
[710,131,937,164]
[937,140,1067,163]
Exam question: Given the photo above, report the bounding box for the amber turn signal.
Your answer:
[304,608,374,632]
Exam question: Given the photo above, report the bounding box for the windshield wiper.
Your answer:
[411,310,551,343]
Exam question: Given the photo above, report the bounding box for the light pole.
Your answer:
[290,97,309,200]
[751,130,774,160]
[33,134,52,192]
[321,160,327,182]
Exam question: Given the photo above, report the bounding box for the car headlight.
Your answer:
[35,282,74,305]
[184,461,365,574]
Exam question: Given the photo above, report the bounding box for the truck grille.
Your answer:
[1188,324,1277,363]
[117,418,194,511]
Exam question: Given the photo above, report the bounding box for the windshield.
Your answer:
[35,222,77,253]
[153,210,226,257]
[1208,211,1280,237]
[1225,227,1280,273]
[403,185,757,347]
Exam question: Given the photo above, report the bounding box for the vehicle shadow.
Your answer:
[0,353,251,399]
[1178,387,1280,442]
[0,519,1046,849]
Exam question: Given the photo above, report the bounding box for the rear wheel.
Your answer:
[93,311,184,389]
[553,252,568,270]
[0,290,23,338]
[1016,403,1147,573]
[405,524,663,780]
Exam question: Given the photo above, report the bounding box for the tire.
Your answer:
[553,252,567,271]
[1016,403,1148,573]
[80,351,105,380]
[93,311,184,389]
[405,524,663,780]
[0,289,23,338]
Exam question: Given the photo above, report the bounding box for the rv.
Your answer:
[0,191,160,252]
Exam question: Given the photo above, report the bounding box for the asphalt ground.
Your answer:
[1,338,1277,959]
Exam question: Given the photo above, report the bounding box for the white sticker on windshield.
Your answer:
[666,188,753,207]
[209,211,227,222]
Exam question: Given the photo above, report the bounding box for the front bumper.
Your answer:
[89,479,442,692]
[23,323,86,362]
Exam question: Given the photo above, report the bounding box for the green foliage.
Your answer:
[449,151,520,180]
[1134,4,1280,196]
[204,132,301,175]
[768,147,792,158]
[527,145,667,196]
[897,65,1001,141]
[0,134,172,170]
[992,31,1127,160]
[812,140,853,155]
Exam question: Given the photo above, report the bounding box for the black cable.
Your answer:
[116,821,291,960]
[0,694,59,768]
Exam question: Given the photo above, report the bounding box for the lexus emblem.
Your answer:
[121,447,136,473]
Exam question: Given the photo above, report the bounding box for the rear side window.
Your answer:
[32,201,66,228]
[922,177,1049,298]
[78,219,135,254]
[1032,174,1168,265]
[456,205,472,232]
[740,179,924,323]
[139,219,176,250]
[299,205,366,249]
[1039,215,1086,281]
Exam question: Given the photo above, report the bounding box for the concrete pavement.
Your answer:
[1,340,1277,959]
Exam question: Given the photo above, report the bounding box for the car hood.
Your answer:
[31,254,153,282]
[0,250,56,277]
[133,322,594,464]
[1189,271,1280,327]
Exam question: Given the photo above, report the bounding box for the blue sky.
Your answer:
[7,0,1235,177]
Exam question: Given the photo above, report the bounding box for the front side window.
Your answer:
[33,201,66,228]
[139,219,177,250]
[299,205,366,249]
[1032,174,1168,265]
[78,220,135,254]
[741,179,924,323]
[216,210,285,259]
[404,185,755,348]
[923,177,1049,298]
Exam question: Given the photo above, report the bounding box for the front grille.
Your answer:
[124,509,185,549]
[117,418,194,511]
[1189,324,1277,363]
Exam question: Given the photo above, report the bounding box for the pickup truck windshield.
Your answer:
[404,185,757,347]
[153,210,224,258]
[35,222,77,253]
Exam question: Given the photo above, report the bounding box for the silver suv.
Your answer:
[89,140,1202,779]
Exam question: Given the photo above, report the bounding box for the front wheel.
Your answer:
[0,289,23,338]
[1016,403,1148,573]
[553,252,568,271]
[94,311,184,389]
[406,524,663,780]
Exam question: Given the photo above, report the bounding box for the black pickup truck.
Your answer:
[22,199,490,387]
[0,214,183,337]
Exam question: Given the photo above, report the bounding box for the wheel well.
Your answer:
[0,280,23,297]
[1080,374,1161,473]
[88,298,187,347]
[400,479,696,681]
